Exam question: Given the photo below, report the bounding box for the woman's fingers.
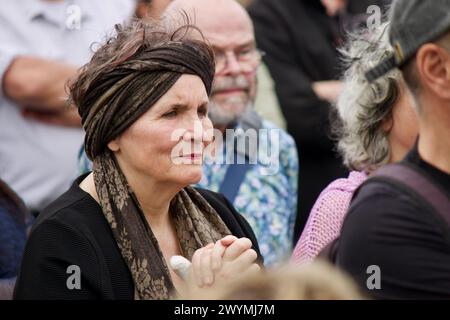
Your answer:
[191,243,214,288]
[211,240,227,271]
[213,249,259,284]
[212,235,238,271]
[238,249,259,271]
[222,237,253,261]
[227,249,258,275]
[189,239,257,289]
[219,235,238,246]
[200,246,214,286]
[191,247,204,287]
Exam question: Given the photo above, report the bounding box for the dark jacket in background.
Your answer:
[248,0,391,242]
[0,179,29,299]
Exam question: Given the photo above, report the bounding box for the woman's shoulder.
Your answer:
[307,171,368,232]
[195,188,228,208]
[31,178,105,239]
[15,179,127,299]
[321,171,367,195]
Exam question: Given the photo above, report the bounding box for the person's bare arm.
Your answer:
[3,56,78,111]
[2,56,82,127]
[312,80,343,104]
[22,107,82,127]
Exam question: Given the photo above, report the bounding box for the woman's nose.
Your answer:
[183,121,206,142]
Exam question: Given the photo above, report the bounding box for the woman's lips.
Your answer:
[180,153,202,160]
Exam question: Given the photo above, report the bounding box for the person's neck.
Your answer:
[388,136,412,164]
[114,156,181,232]
[320,0,347,17]
[128,173,180,229]
[418,115,450,175]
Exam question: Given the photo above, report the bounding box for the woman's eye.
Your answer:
[163,110,177,118]
[198,108,208,118]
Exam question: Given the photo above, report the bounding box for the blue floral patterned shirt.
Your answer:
[77,120,298,267]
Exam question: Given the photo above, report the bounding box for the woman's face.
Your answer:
[109,74,213,187]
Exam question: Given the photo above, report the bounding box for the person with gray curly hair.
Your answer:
[292,22,418,264]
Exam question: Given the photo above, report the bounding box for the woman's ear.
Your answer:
[107,138,120,152]
[381,114,393,133]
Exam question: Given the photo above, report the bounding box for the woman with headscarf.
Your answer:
[14,19,262,300]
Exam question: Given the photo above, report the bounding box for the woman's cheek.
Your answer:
[159,127,183,158]
[202,118,214,143]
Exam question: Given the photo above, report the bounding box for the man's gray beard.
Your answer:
[208,100,252,126]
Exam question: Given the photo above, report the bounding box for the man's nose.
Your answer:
[222,52,243,76]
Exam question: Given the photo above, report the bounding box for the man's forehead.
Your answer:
[206,31,254,50]
[165,0,254,47]
[202,18,254,47]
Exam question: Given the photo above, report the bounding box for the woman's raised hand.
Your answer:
[170,235,261,295]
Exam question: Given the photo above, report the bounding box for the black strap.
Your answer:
[319,163,450,264]
[369,163,450,228]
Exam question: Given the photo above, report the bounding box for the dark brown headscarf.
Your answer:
[78,35,215,160]
[70,21,231,299]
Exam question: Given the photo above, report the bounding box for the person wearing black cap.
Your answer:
[336,0,450,299]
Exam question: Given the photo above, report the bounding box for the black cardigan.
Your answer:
[13,176,262,300]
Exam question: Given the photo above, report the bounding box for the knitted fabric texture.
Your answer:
[291,171,367,264]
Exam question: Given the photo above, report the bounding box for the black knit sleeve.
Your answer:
[14,216,110,300]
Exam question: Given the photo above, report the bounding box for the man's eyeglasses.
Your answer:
[214,48,265,74]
